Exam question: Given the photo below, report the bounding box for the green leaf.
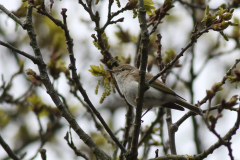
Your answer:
[164,49,176,63]
[89,65,105,76]
[144,0,155,15]
[88,64,116,103]
[220,31,229,41]
[133,9,137,18]
[116,0,121,8]
[102,32,110,50]
[27,94,42,106]
[93,41,103,52]
[216,7,228,16]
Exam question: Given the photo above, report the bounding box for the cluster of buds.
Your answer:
[201,5,238,31]
[163,49,181,67]
[25,68,42,86]
[207,95,238,130]
[221,95,239,109]
[206,82,223,100]
[228,70,240,88]
[48,60,70,80]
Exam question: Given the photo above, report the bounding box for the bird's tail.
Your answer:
[175,98,201,115]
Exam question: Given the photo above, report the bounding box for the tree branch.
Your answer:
[64,129,90,160]
[0,134,20,160]
[148,24,211,85]
[0,4,23,26]
[128,0,150,158]
[19,2,111,159]
[195,104,240,159]
[59,8,126,153]
[127,0,150,160]
[149,103,240,160]
[198,58,240,106]
[138,108,164,147]
[119,104,134,160]
[166,109,177,154]
[0,40,37,64]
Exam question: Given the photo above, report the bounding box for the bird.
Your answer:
[108,64,201,115]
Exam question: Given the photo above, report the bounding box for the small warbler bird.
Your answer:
[109,64,201,115]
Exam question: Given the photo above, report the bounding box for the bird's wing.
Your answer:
[133,71,186,100]
[144,72,174,93]
[145,72,186,100]
[162,103,185,111]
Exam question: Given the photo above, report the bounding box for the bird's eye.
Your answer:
[121,68,125,71]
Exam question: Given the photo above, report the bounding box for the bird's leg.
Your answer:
[141,107,152,118]
[132,107,153,124]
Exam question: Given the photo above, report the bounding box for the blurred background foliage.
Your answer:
[0,0,240,160]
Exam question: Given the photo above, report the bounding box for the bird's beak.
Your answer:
[107,69,117,73]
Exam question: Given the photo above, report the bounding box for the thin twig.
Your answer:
[60,9,126,153]
[189,7,202,153]
[128,0,150,158]
[0,4,23,26]
[0,41,37,63]
[175,0,217,10]
[148,24,212,85]
[119,104,134,160]
[149,103,240,160]
[49,0,54,15]
[20,2,111,159]
[148,154,188,160]
[175,104,238,127]
[198,58,240,106]
[138,109,164,146]
[0,134,20,160]
[64,128,90,160]
[39,149,47,160]
[71,90,116,146]
[166,109,177,155]
[203,99,234,160]
[195,104,240,160]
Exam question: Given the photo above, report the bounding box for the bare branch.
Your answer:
[0,40,37,63]
[166,109,177,154]
[119,104,134,160]
[64,129,90,160]
[148,24,212,85]
[39,149,47,160]
[0,134,20,160]
[127,0,150,157]
[59,8,126,153]
[19,2,111,159]
[127,0,183,159]
[138,108,164,147]
[0,4,23,26]
[198,58,240,106]
[149,154,189,160]
[195,104,240,159]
